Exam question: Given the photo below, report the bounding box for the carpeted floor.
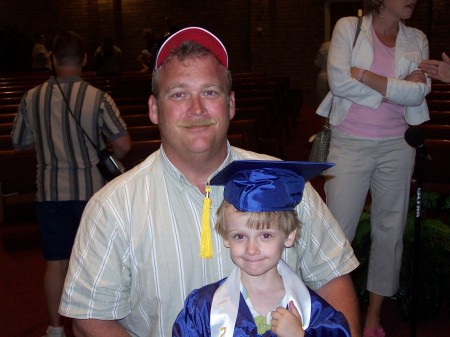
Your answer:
[0,105,448,337]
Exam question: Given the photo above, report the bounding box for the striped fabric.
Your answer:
[60,146,358,337]
[11,76,128,201]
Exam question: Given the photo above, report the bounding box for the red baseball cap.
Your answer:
[154,27,228,70]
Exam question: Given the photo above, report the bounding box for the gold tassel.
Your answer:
[200,184,213,259]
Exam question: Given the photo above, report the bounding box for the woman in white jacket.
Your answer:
[316,1,430,337]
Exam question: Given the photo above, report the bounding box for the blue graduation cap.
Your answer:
[210,160,334,212]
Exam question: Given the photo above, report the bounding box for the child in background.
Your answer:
[173,160,351,337]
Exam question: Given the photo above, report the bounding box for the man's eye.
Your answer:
[204,90,217,96]
[172,92,185,98]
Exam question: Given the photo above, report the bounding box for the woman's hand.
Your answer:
[404,69,427,83]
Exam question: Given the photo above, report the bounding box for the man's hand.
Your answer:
[271,300,305,337]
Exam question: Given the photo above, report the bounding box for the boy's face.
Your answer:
[222,206,296,281]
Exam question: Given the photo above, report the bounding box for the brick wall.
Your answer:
[0,0,448,104]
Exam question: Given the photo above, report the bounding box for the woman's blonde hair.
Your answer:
[215,200,300,242]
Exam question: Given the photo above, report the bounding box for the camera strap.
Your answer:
[54,76,102,154]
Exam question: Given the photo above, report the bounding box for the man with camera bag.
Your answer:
[11,30,131,337]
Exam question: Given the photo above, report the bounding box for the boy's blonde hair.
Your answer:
[215,200,301,242]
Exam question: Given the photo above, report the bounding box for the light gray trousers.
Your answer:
[324,131,415,296]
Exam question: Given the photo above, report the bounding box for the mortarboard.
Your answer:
[210,160,334,212]
[199,160,334,258]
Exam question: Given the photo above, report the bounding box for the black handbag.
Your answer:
[309,110,332,162]
[55,78,125,181]
[309,15,363,162]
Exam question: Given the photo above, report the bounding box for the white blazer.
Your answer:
[316,14,430,126]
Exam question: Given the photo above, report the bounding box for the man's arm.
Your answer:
[316,274,361,337]
[73,318,131,337]
[110,134,131,159]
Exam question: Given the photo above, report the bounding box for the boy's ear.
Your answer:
[284,229,297,248]
[223,239,230,248]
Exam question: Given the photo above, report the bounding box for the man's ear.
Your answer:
[228,91,236,120]
[284,229,297,248]
[148,95,158,124]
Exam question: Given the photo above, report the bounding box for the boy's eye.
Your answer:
[261,233,272,239]
[234,234,245,240]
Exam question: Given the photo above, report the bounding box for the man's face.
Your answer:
[149,55,235,159]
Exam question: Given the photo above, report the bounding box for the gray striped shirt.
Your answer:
[11,76,128,201]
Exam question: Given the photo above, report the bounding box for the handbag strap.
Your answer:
[327,15,363,120]
[353,15,363,49]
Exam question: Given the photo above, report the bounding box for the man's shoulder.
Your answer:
[231,147,279,161]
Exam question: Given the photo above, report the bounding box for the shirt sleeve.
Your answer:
[99,92,129,141]
[295,183,359,290]
[328,17,383,108]
[11,95,35,150]
[59,196,132,320]
[385,29,431,106]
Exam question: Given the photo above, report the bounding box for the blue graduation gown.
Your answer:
[173,278,351,337]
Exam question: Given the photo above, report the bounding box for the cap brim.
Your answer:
[210,160,334,185]
[155,27,228,69]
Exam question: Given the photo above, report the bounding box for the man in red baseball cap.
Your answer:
[61,27,360,337]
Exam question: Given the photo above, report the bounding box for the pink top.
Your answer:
[335,26,407,138]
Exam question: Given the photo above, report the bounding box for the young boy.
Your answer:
[173,160,351,337]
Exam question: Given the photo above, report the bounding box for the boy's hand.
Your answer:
[271,300,305,337]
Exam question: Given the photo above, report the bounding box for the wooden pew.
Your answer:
[128,125,160,141]
[118,105,149,115]
[0,104,18,115]
[228,119,283,157]
[0,111,17,124]
[427,91,450,100]
[0,135,13,150]
[426,100,450,111]
[122,114,153,127]
[121,139,161,170]
[0,149,36,224]
[114,96,149,107]
[414,139,450,195]
[0,123,13,136]
[429,111,450,125]
[234,106,286,149]
[236,95,291,138]
[431,83,450,91]
[419,124,450,140]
